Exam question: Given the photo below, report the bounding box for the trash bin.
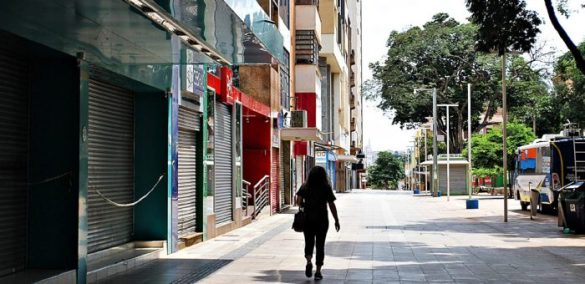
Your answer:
[559,181,585,232]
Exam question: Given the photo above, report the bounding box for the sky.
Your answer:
[362,0,585,152]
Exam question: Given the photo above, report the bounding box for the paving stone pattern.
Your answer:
[104,191,585,283]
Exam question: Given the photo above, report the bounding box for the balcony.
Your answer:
[350,93,355,109]
[296,0,320,5]
[350,70,355,87]
[296,30,320,65]
[350,117,356,132]
[350,49,356,66]
[295,1,321,42]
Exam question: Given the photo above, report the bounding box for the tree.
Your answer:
[466,0,585,76]
[507,55,562,136]
[367,151,405,189]
[463,121,537,171]
[367,13,547,153]
[553,41,585,127]
[367,13,505,153]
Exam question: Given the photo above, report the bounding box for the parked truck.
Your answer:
[513,127,585,212]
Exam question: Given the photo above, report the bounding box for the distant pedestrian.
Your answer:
[296,166,340,281]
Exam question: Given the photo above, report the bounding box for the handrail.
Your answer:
[254,175,270,189]
[252,175,271,219]
[242,179,251,216]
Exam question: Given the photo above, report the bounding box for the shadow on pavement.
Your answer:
[102,259,232,284]
[361,213,585,240]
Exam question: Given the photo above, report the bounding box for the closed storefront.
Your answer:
[438,164,468,195]
[215,103,233,224]
[0,38,29,276]
[87,79,135,253]
[177,106,201,237]
[271,147,280,213]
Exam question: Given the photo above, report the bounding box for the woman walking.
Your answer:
[296,166,340,280]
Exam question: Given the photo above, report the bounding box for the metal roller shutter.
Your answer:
[439,165,467,195]
[215,103,233,224]
[279,146,285,207]
[0,38,29,276]
[271,148,280,214]
[178,106,199,236]
[87,79,135,253]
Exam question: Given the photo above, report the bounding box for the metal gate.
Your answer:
[271,147,280,213]
[87,79,135,253]
[178,106,200,236]
[0,36,29,276]
[215,103,233,224]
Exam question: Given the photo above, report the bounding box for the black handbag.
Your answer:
[292,208,306,232]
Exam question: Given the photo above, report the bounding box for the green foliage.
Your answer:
[473,167,502,177]
[507,56,562,136]
[463,121,536,172]
[367,13,508,152]
[466,0,541,55]
[467,0,585,76]
[367,151,405,189]
[367,13,550,153]
[553,41,585,127]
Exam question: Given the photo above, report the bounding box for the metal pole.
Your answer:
[503,51,508,223]
[424,128,428,162]
[438,104,458,201]
[432,88,438,197]
[468,83,473,200]
[447,106,451,201]
[424,129,428,192]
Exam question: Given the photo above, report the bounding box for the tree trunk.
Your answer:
[544,0,585,76]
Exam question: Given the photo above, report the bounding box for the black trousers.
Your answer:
[303,220,329,266]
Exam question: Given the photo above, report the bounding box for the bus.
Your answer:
[514,134,585,212]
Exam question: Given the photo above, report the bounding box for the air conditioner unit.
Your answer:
[291,110,307,127]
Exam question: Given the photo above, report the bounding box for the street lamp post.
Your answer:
[420,126,431,192]
[414,88,438,197]
[438,104,458,201]
[502,51,509,222]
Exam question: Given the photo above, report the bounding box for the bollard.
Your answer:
[466,199,479,209]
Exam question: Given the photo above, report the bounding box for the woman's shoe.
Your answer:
[305,263,313,278]
[314,271,323,280]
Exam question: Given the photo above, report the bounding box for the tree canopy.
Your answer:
[464,121,536,172]
[367,13,545,152]
[466,0,585,76]
[367,151,404,189]
[553,41,585,127]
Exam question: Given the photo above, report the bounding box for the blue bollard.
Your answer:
[466,199,479,209]
[437,191,442,197]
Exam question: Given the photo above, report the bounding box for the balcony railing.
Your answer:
[350,70,356,87]
[296,0,319,5]
[296,30,320,64]
[350,93,355,109]
[350,117,356,132]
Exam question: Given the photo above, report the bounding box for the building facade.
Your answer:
[0,0,361,282]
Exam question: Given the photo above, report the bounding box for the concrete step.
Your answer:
[86,241,165,283]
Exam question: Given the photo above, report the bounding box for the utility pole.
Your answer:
[468,84,473,200]
[414,88,438,197]
[438,104,458,201]
[432,88,438,197]
[503,51,509,223]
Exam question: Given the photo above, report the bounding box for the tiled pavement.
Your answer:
[104,190,585,283]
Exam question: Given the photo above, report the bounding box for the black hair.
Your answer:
[305,166,332,192]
